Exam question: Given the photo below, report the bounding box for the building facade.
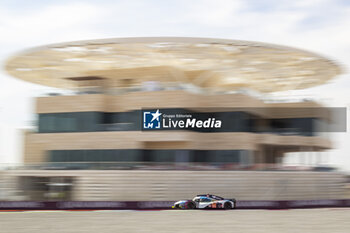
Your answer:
[25,90,331,167]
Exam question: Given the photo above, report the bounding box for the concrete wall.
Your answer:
[0,171,19,201]
[5,170,346,201]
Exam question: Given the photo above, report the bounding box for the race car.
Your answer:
[172,194,236,209]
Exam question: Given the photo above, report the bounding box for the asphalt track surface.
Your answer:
[0,209,349,233]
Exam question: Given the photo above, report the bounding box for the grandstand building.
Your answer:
[3,37,346,201]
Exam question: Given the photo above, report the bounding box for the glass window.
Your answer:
[38,112,103,133]
[268,118,315,136]
[193,150,241,163]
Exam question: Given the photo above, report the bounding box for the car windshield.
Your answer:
[198,197,211,202]
[196,194,224,200]
[211,195,224,200]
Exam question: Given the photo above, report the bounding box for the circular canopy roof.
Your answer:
[5,37,342,93]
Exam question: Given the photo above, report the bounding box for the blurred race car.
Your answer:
[172,194,236,209]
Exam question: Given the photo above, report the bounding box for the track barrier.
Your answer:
[0,200,350,210]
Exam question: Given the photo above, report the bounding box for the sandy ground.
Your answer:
[0,209,349,233]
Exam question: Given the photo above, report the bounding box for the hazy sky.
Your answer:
[0,0,349,171]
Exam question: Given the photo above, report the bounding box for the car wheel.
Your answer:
[224,202,232,210]
[186,202,195,209]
